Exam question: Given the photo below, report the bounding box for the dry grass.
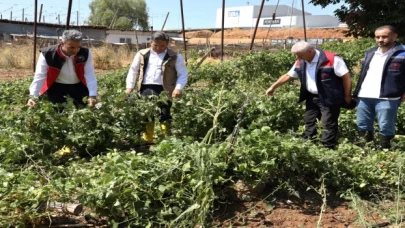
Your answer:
[91,44,135,70]
[0,43,136,70]
[0,43,38,69]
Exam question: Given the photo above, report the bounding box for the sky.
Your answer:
[0,0,344,29]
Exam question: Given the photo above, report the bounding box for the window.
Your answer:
[119,38,132,44]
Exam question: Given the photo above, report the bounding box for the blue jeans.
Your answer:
[356,98,401,136]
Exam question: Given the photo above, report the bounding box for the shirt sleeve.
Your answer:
[126,52,141,89]
[29,53,48,97]
[174,54,188,90]
[333,56,350,77]
[84,50,98,97]
[287,62,299,78]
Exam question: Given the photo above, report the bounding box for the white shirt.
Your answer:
[126,49,188,90]
[287,50,349,94]
[29,47,98,97]
[358,48,400,99]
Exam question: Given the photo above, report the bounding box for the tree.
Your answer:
[309,0,405,39]
[88,0,149,30]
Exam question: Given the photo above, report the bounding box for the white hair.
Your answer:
[291,41,315,53]
[61,29,82,42]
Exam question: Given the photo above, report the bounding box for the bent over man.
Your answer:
[27,29,98,107]
[266,41,352,149]
[125,32,188,143]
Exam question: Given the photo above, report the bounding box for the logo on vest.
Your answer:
[390,62,401,71]
[321,73,329,79]
[77,55,86,62]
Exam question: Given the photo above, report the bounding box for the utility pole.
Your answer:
[22,8,24,21]
[39,4,43,22]
[301,0,307,41]
[77,11,79,26]
[161,12,169,31]
[58,14,60,24]
[10,11,12,20]
[66,0,73,29]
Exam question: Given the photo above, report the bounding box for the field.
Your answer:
[1,38,405,227]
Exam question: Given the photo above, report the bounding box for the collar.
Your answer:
[375,46,396,56]
[150,49,168,55]
[59,45,75,58]
[305,49,320,64]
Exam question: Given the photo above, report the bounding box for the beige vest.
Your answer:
[137,48,178,97]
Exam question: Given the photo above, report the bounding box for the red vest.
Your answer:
[39,45,89,95]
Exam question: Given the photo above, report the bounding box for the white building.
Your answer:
[215,5,340,29]
[106,30,181,44]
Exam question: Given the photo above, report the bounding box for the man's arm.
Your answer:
[265,74,294,96]
[125,52,141,94]
[27,53,48,106]
[341,73,352,103]
[84,50,98,98]
[172,53,188,98]
[333,56,352,103]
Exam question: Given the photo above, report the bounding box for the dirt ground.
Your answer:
[184,28,351,40]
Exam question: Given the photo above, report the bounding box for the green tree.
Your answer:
[88,0,149,30]
[310,0,405,39]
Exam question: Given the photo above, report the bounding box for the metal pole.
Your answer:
[10,11,12,20]
[22,8,24,21]
[66,0,73,29]
[39,4,43,22]
[249,0,265,51]
[33,0,38,73]
[301,0,307,41]
[77,11,79,26]
[58,14,60,24]
[221,0,225,62]
[180,0,187,63]
[161,12,170,31]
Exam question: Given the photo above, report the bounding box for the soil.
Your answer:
[213,184,393,228]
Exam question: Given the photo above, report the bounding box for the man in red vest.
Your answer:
[27,29,98,107]
[265,41,353,149]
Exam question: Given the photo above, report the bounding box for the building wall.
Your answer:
[0,21,106,41]
[216,5,339,29]
[106,33,150,44]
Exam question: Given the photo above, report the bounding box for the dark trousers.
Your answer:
[47,82,89,106]
[304,94,341,148]
[140,84,172,123]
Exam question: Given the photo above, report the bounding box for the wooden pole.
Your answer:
[33,0,38,73]
[44,202,83,215]
[161,12,170,31]
[66,0,73,29]
[39,4,43,22]
[221,0,225,62]
[180,0,187,63]
[249,0,265,51]
[301,0,307,41]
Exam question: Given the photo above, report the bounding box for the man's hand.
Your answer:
[265,86,276,96]
[401,93,405,102]
[172,89,182,98]
[87,97,97,107]
[344,94,352,104]
[27,99,37,107]
[125,88,134,95]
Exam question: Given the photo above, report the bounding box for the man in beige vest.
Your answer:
[125,32,188,143]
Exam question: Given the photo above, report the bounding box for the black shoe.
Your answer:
[379,135,394,149]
